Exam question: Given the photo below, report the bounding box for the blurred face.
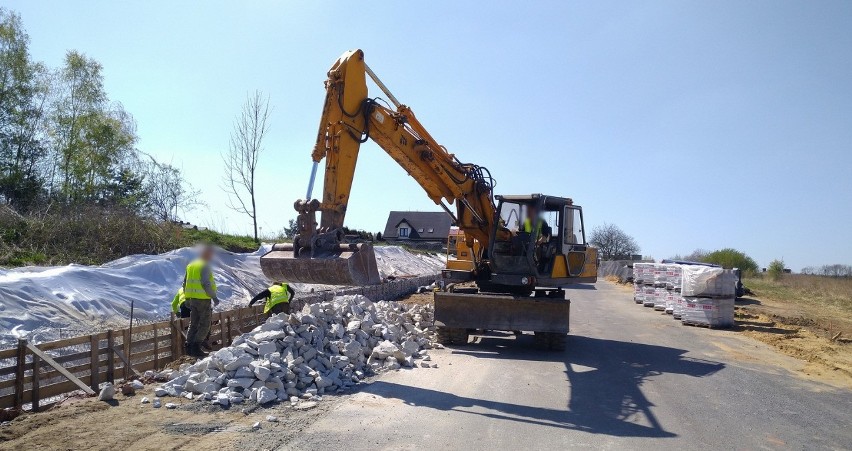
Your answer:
[200,246,214,262]
[527,207,537,219]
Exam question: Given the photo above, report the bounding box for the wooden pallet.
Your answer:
[681,319,733,329]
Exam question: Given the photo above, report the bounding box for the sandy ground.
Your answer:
[0,385,340,450]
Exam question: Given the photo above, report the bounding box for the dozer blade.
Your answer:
[260,242,381,286]
[434,291,570,333]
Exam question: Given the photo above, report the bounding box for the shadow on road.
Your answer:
[361,332,724,438]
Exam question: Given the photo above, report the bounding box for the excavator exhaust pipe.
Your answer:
[260,242,381,286]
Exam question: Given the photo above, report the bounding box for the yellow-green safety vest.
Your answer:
[184,259,216,300]
[523,218,542,235]
[171,287,186,313]
[265,284,290,314]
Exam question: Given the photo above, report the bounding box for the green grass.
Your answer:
[179,228,259,253]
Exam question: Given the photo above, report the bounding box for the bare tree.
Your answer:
[143,158,202,221]
[589,223,640,260]
[222,91,270,243]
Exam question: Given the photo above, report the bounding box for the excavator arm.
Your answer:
[262,49,497,286]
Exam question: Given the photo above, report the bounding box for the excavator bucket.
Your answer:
[260,242,381,286]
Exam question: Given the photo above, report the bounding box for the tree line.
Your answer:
[800,264,852,278]
[0,8,196,220]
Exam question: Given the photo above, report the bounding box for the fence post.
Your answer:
[106,330,115,383]
[89,334,99,391]
[32,352,40,412]
[153,325,159,370]
[14,339,26,411]
[219,313,227,349]
[122,328,131,380]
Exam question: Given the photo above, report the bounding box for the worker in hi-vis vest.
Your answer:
[249,282,295,317]
[182,245,219,358]
[522,205,551,244]
[170,287,189,318]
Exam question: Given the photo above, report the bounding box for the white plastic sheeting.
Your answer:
[0,245,444,347]
[681,296,735,327]
[681,266,737,297]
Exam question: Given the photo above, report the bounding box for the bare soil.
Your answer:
[0,385,336,450]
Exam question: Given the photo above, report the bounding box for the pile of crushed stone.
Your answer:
[154,294,439,407]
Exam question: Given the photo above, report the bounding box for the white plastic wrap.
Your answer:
[681,266,737,297]
[653,287,667,310]
[673,296,687,319]
[634,283,645,304]
[681,296,735,327]
[664,290,677,314]
[653,264,668,287]
[633,262,654,285]
[642,285,656,307]
[665,264,683,290]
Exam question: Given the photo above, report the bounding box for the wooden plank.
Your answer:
[106,330,115,383]
[14,339,26,410]
[0,363,20,377]
[129,347,169,363]
[38,333,105,352]
[0,347,18,360]
[32,353,40,412]
[127,322,161,335]
[25,342,95,396]
[89,335,99,392]
[112,347,141,378]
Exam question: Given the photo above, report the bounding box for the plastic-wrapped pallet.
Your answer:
[653,264,668,287]
[664,290,677,314]
[681,296,735,327]
[673,296,687,319]
[642,286,656,307]
[633,283,644,304]
[665,264,683,290]
[681,266,737,297]
[633,262,653,285]
[653,287,667,311]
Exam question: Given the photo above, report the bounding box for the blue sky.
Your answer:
[8,1,851,270]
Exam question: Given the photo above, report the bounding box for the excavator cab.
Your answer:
[483,194,597,292]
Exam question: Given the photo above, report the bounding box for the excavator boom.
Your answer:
[261,49,497,285]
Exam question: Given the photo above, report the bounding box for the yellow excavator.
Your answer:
[260,49,598,350]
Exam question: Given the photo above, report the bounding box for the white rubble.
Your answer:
[155,294,436,406]
[98,383,115,401]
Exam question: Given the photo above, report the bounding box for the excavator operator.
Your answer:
[522,206,553,272]
[522,205,552,244]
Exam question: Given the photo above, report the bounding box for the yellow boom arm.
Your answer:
[299,49,496,250]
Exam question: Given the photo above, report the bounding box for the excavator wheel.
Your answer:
[437,327,469,345]
[534,331,567,351]
[533,331,549,350]
[547,333,567,352]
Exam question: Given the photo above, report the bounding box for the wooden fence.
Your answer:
[0,304,266,413]
[0,273,437,414]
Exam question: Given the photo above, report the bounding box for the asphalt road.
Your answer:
[282,282,852,450]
